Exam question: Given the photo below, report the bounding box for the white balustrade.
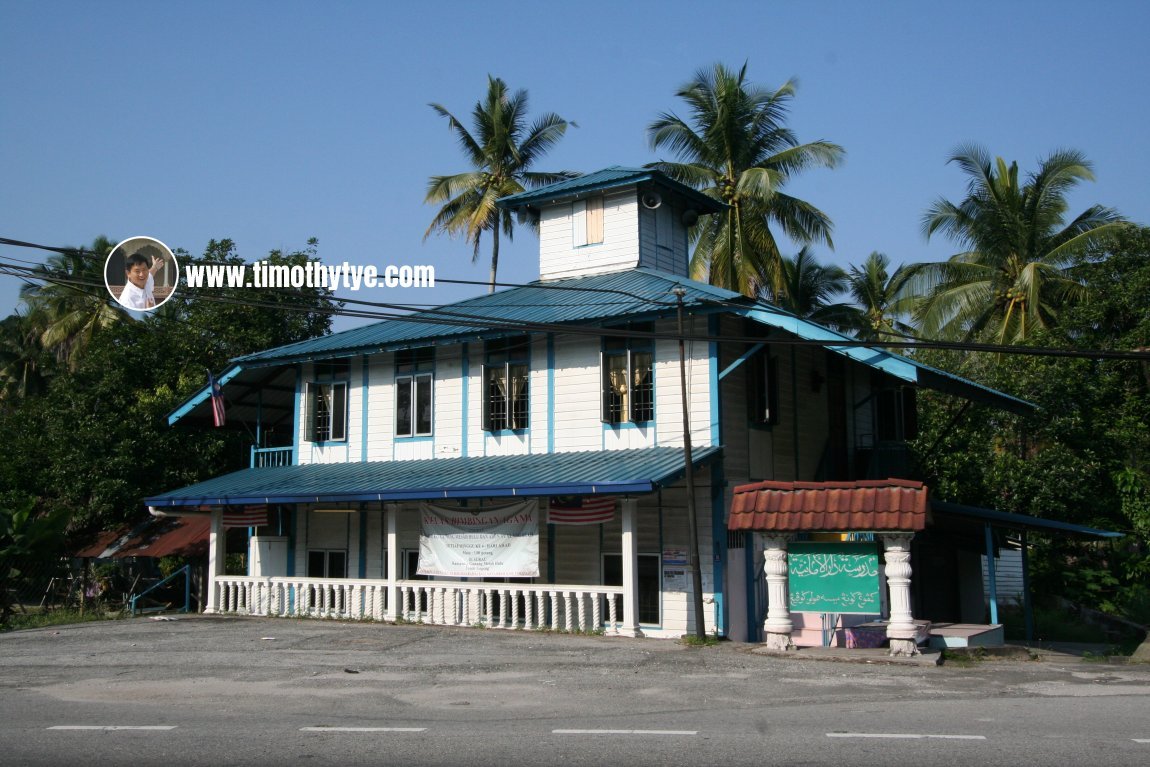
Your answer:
[211,576,624,633]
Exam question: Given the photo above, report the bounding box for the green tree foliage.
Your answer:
[773,247,856,329]
[912,226,1150,618]
[0,238,339,538]
[906,145,1127,343]
[844,252,916,342]
[0,313,50,400]
[648,62,844,297]
[18,236,124,370]
[0,495,67,625]
[425,76,576,293]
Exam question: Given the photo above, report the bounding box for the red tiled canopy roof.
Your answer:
[728,479,928,532]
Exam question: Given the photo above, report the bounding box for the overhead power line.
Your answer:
[2,242,1149,362]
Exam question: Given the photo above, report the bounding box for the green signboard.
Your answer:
[787,541,882,614]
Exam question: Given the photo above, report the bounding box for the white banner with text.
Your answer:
[417,499,540,578]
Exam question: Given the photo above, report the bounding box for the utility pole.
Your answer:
[673,287,706,639]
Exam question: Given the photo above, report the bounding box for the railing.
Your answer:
[129,564,192,616]
[211,576,625,633]
[251,446,293,468]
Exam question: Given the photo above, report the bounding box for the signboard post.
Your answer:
[787,541,881,614]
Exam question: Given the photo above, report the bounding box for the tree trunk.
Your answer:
[488,227,500,294]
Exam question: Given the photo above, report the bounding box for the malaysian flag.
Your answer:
[208,370,226,427]
[548,496,616,525]
[223,505,269,528]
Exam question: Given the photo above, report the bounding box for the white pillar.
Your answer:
[761,534,794,650]
[204,508,225,613]
[882,533,919,656]
[618,498,644,638]
[385,503,400,622]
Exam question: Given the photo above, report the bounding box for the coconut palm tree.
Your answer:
[0,312,48,400]
[906,145,1126,343]
[19,236,124,369]
[647,62,844,297]
[772,247,857,330]
[425,76,576,293]
[845,252,917,342]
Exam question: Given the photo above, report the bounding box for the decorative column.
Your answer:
[385,503,400,622]
[618,498,644,638]
[761,535,794,650]
[882,533,919,656]
[204,507,225,614]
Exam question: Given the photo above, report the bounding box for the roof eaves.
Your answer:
[167,364,245,426]
[737,303,1034,414]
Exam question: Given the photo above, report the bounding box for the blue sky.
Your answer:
[2,1,1147,331]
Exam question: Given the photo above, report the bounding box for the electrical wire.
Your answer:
[3,241,1149,361]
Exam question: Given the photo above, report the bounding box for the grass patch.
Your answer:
[679,634,721,647]
[2,607,122,633]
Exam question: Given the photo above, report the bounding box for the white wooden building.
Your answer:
[152,167,1037,641]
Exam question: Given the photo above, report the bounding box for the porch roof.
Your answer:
[726,479,1122,540]
[728,479,930,533]
[145,446,722,508]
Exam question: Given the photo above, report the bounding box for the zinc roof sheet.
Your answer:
[234,269,742,366]
[146,446,723,507]
[496,166,725,213]
[74,517,210,558]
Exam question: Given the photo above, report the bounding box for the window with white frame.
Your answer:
[572,195,604,247]
[395,346,434,437]
[306,381,348,442]
[601,323,654,424]
[483,336,530,431]
[306,359,350,442]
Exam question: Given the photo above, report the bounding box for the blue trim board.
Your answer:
[292,367,301,467]
[547,335,555,454]
[360,355,369,462]
[358,508,367,578]
[167,364,244,425]
[461,343,469,458]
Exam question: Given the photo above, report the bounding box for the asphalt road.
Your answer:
[2,615,1149,766]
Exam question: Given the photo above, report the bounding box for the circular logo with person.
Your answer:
[104,236,179,311]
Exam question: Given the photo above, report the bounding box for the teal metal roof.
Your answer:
[234,268,741,366]
[932,501,1123,539]
[496,166,725,213]
[738,304,1035,415]
[145,446,723,507]
[173,266,1031,422]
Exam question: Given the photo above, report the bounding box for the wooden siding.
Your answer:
[637,200,689,276]
[538,190,640,280]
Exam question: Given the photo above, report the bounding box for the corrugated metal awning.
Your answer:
[74,517,210,559]
[146,446,723,508]
[931,501,1122,539]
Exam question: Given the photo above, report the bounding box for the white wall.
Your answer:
[538,190,639,280]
